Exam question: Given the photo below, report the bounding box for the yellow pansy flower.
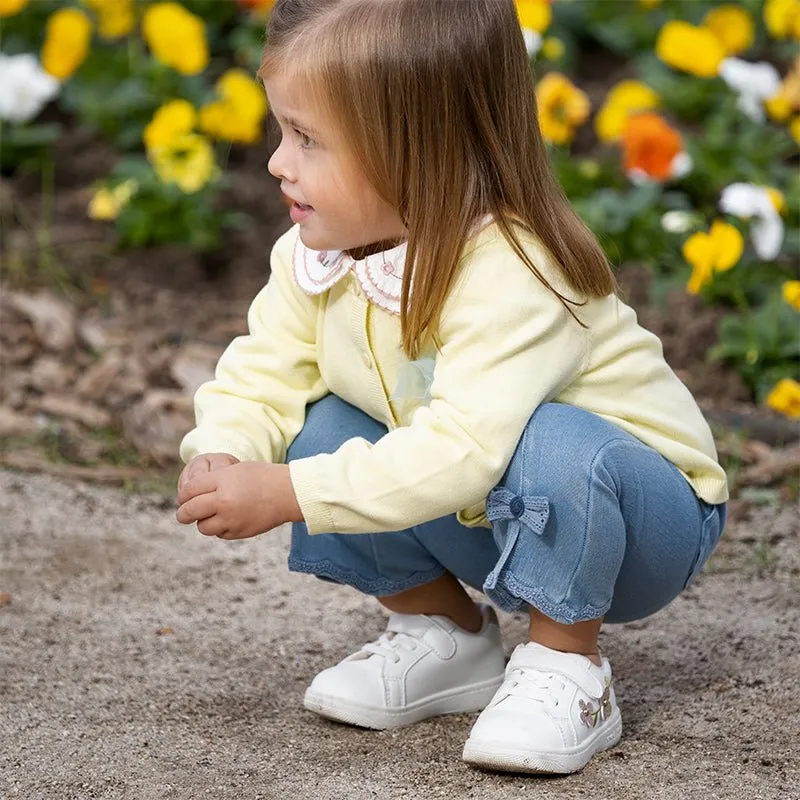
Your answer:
[41,8,92,80]
[790,116,800,143]
[595,80,661,143]
[782,280,800,310]
[765,91,793,121]
[703,6,755,55]
[683,220,744,294]
[541,37,564,61]
[199,69,268,144]
[143,99,197,150]
[88,179,138,221]
[0,0,28,17]
[148,133,218,193]
[656,21,726,78]
[142,2,208,76]
[765,56,800,123]
[515,0,552,33]
[535,72,590,145]
[766,378,800,418]
[764,0,800,40]
[765,187,788,215]
[84,0,135,39]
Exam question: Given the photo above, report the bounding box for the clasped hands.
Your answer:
[176,453,303,540]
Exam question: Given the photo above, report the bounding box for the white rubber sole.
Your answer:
[462,710,623,774]
[303,673,504,730]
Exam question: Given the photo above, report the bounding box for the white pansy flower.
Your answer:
[661,210,695,234]
[718,58,782,123]
[0,53,60,124]
[522,29,543,57]
[719,183,784,261]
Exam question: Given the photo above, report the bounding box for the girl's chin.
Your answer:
[297,227,335,252]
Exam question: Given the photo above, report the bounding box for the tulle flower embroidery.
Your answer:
[391,350,438,421]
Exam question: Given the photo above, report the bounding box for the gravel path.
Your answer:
[1,470,798,800]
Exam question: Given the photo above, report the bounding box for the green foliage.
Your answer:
[710,298,800,401]
[107,155,247,251]
[0,120,60,173]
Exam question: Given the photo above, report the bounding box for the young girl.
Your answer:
[176,0,728,776]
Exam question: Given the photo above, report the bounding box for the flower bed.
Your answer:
[1,0,798,433]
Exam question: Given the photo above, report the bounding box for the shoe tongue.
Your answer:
[386,612,428,636]
[508,643,606,695]
[511,642,587,668]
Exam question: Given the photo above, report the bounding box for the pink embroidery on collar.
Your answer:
[291,215,493,315]
[293,237,407,315]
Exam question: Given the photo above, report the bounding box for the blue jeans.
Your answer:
[287,394,726,624]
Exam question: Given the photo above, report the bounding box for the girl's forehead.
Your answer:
[265,71,339,136]
[265,71,321,114]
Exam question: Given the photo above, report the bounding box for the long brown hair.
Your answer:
[259,0,616,358]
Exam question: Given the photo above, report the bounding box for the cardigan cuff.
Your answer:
[288,457,338,534]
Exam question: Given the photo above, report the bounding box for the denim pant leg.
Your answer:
[483,403,726,624]
[286,394,500,596]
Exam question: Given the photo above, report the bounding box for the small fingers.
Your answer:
[217,529,250,540]
[196,516,228,537]
[179,456,210,491]
[177,471,220,506]
[176,492,217,525]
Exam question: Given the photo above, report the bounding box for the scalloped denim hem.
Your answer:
[287,556,447,598]
[484,571,611,624]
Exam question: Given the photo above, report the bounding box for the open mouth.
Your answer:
[289,201,314,223]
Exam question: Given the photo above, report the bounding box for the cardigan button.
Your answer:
[362,351,373,369]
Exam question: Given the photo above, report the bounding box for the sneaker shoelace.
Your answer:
[505,668,566,707]
[361,630,420,664]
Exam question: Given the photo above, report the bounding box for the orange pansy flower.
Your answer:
[621,112,684,181]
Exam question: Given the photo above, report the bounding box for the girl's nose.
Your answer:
[268,139,295,183]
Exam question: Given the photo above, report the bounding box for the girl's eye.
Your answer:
[295,128,315,149]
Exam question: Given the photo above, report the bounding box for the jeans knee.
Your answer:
[500,403,632,502]
[287,393,387,462]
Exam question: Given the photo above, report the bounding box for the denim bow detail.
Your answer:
[486,488,549,536]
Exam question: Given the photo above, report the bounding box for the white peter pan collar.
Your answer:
[292,216,493,316]
[293,237,408,315]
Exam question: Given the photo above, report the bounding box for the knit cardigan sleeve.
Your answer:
[180,228,328,465]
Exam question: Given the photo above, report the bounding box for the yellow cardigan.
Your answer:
[180,223,728,535]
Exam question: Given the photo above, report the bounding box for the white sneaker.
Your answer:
[303,604,506,729]
[462,642,622,774]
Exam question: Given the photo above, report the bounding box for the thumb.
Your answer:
[179,455,211,491]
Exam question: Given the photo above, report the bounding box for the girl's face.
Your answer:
[265,73,406,253]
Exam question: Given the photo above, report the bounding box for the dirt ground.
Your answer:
[1,469,798,800]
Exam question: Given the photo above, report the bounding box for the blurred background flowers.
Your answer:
[0,0,798,484]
